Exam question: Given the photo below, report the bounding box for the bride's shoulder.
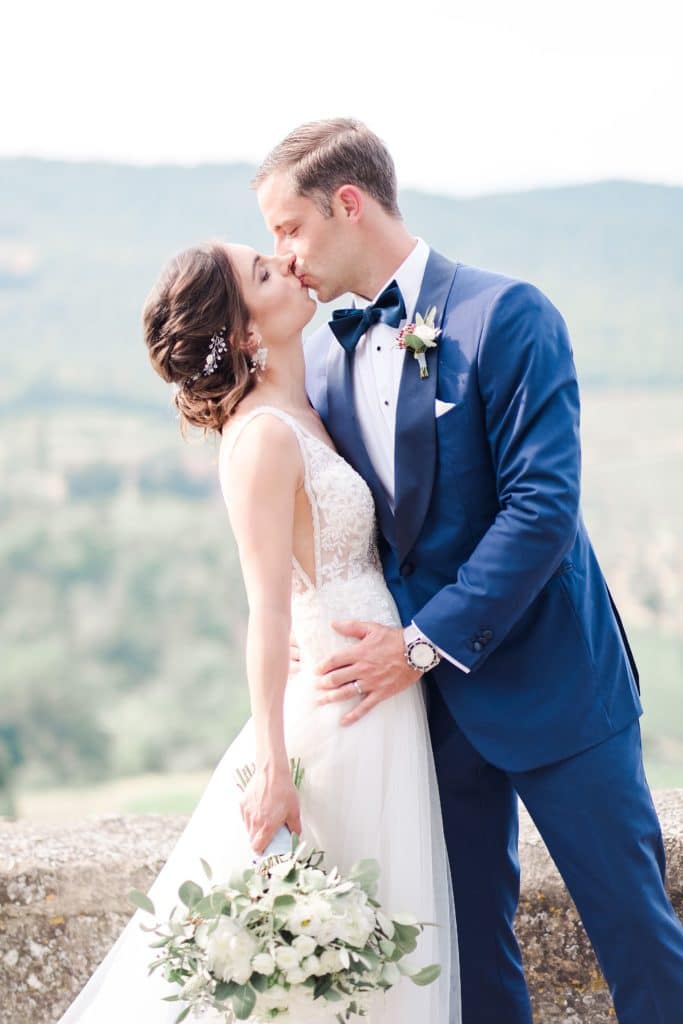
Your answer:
[219,407,303,499]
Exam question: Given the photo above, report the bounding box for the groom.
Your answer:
[253,118,683,1023]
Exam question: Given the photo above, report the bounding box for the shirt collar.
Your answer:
[351,236,430,320]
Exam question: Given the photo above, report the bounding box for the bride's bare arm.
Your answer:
[223,415,303,852]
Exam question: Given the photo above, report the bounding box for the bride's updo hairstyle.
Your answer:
[143,242,254,435]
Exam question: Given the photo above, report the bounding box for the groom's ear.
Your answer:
[335,185,363,223]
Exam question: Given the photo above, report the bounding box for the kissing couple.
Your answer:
[57,118,683,1024]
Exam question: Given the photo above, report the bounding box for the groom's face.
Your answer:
[257,172,355,304]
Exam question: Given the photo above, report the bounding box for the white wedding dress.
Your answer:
[56,405,461,1024]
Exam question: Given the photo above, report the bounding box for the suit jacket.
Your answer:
[304,247,642,771]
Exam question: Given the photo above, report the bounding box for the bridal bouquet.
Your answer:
[128,759,440,1022]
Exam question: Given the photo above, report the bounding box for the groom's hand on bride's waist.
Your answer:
[314,621,423,726]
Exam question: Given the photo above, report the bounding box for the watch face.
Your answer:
[411,642,435,669]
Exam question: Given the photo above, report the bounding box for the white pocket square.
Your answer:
[435,399,457,418]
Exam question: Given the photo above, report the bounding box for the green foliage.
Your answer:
[0,412,250,796]
[128,888,156,915]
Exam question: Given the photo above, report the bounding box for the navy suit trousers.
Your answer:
[428,684,683,1023]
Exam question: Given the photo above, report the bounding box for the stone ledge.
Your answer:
[1,791,682,1023]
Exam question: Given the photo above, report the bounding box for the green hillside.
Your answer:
[1,159,682,410]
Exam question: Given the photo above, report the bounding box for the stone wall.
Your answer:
[1,791,682,1023]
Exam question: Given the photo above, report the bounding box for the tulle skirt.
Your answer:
[56,662,461,1023]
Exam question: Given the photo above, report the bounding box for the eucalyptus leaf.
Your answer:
[174,1007,191,1023]
[231,984,257,1020]
[375,910,394,938]
[408,963,442,986]
[348,858,380,895]
[392,912,418,926]
[178,880,203,908]
[199,857,213,880]
[251,972,269,992]
[392,921,419,954]
[214,980,238,1000]
[192,894,219,917]
[209,892,229,914]
[313,975,333,999]
[127,888,155,915]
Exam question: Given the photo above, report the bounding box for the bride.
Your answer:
[55,241,460,1023]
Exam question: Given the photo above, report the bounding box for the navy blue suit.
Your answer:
[304,248,683,1022]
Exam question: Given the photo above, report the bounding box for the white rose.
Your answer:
[319,948,345,974]
[285,896,330,938]
[292,934,316,958]
[314,919,340,945]
[238,961,254,985]
[206,917,258,985]
[334,896,376,948]
[251,952,275,976]
[302,954,322,977]
[285,966,308,985]
[274,944,300,971]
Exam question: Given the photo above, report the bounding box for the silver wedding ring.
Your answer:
[352,680,364,697]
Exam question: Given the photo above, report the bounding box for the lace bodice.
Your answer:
[219,405,401,665]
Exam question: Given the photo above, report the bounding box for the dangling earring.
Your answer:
[249,341,268,374]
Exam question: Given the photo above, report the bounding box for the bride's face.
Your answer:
[224,244,316,347]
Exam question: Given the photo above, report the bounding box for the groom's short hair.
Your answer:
[252,118,401,218]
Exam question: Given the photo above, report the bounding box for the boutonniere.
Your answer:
[395,306,441,379]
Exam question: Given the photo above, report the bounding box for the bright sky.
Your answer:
[3,0,681,196]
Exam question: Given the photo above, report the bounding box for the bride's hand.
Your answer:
[240,765,302,855]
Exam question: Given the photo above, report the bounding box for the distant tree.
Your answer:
[67,462,123,500]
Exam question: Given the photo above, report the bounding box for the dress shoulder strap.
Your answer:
[220,404,305,466]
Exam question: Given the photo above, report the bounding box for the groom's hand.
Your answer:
[314,621,422,725]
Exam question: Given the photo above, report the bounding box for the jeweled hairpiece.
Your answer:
[181,325,228,388]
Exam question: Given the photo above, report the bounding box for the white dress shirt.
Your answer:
[349,237,470,674]
[351,236,429,509]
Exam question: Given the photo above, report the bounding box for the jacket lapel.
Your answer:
[325,338,396,546]
[394,249,459,564]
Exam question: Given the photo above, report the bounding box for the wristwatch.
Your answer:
[403,623,441,673]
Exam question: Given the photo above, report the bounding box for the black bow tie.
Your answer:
[329,279,407,353]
